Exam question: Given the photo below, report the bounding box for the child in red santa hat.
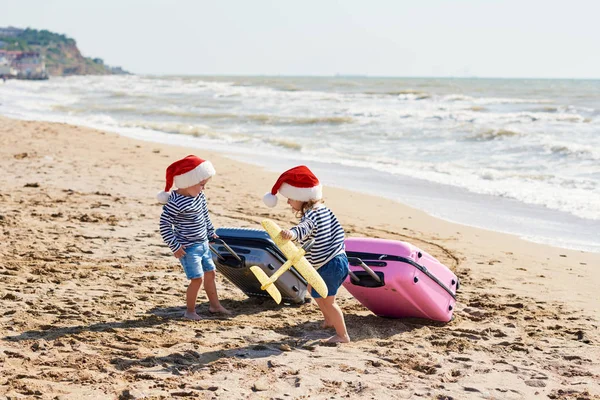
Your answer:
[158,155,230,320]
[263,165,350,343]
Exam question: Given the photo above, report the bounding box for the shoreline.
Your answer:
[1,116,599,399]
[230,151,600,254]
[3,108,598,254]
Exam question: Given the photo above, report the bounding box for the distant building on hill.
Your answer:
[14,51,47,79]
[0,50,14,77]
[0,49,47,79]
[0,27,24,37]
[0,58,11,77]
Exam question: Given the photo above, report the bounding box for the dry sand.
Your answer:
[0,116,598,400]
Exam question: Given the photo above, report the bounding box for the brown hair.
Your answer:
[295,199,324,218]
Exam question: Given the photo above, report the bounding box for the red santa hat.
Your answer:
[156,155,216,204]
[263,165,322,207]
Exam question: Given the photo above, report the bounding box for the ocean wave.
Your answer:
[532,106,560,113]
[548,144,600,160]
[50,104,138,114]
[364,89,431,99]
[398,94,432,100]
[199,113,354,125]
[478,170,557,182]
[51,104,205,119]
[51,104,85,114]
[108,91,128,98]
[283,152,600,221]
[513,111,587,124]
[50,102,355,126]
[143,109,200,118]
[120,121,303,151]
[263,137,303,150]
[442,94,473,102]
[477,97,555,105]
[468,129,520,140]
[121,121,223,139]
[108,91,153,99]
[442,94,554,105]
[195,113,240,120]
[286,116,354,125]
[276,85,301,92]
[467,110,588,125]
[391,162,600,221]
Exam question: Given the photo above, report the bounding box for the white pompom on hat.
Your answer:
[263,165,322,207]
[156,155,216,204]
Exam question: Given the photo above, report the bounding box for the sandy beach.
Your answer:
[0,116,598,399]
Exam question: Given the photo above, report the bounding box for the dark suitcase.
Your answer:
[210,227,308,304]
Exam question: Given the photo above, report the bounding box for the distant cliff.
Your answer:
[0,27,129,76]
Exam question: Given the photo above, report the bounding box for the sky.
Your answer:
[1,0,599,78]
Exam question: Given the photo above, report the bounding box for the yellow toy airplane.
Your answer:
[250,219,328,304]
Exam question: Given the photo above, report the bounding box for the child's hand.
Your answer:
[280,230,293,240]
[211,233,219,239]
[173,246,186,259]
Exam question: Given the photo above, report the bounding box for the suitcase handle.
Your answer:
[209,244,226,262]
[348,257,382,284]
[210,238,242,263]
[347,251,457,300]
[301,239,315,252]
[348,269,360,283]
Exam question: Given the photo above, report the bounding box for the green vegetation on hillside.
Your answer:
[18,28,75,46]
[0,27,128,76]
[0,29,73,51]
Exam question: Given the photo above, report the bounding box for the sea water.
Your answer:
[1,75,598,252]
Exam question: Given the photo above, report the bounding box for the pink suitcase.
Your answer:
[343,237,458,322]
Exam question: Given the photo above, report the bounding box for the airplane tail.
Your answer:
[250,266,282,304]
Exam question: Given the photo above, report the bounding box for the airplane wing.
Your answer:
[292,257,328,298]
[262,219,328,298]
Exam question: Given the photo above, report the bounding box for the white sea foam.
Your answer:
[1,75,599,250]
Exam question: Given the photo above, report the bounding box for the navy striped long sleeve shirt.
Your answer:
[159,191,215,252]
[290,205,345,268]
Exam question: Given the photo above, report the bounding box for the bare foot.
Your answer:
[324,334,351,344]
[320,321,334,329]
[208,305,231,315]
[183,311,202,321]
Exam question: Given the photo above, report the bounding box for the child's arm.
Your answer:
[159,202,184,255]
[287,216,316,242]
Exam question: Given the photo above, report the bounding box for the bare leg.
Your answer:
[311,284,332,328]
[203,271,230,314]
[319,296,350,343]
[314,297,334,328]
[184,278,203,320]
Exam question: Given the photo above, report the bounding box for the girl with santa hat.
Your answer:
[157,155,230,320]
[263,165,350,343]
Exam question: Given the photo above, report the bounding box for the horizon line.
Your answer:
[133,72,600,81]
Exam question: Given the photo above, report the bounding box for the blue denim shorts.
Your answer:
[311,253,349,299]
[179,241,216,280]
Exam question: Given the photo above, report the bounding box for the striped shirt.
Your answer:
[290,205,346,268]
[159,191,215,252]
